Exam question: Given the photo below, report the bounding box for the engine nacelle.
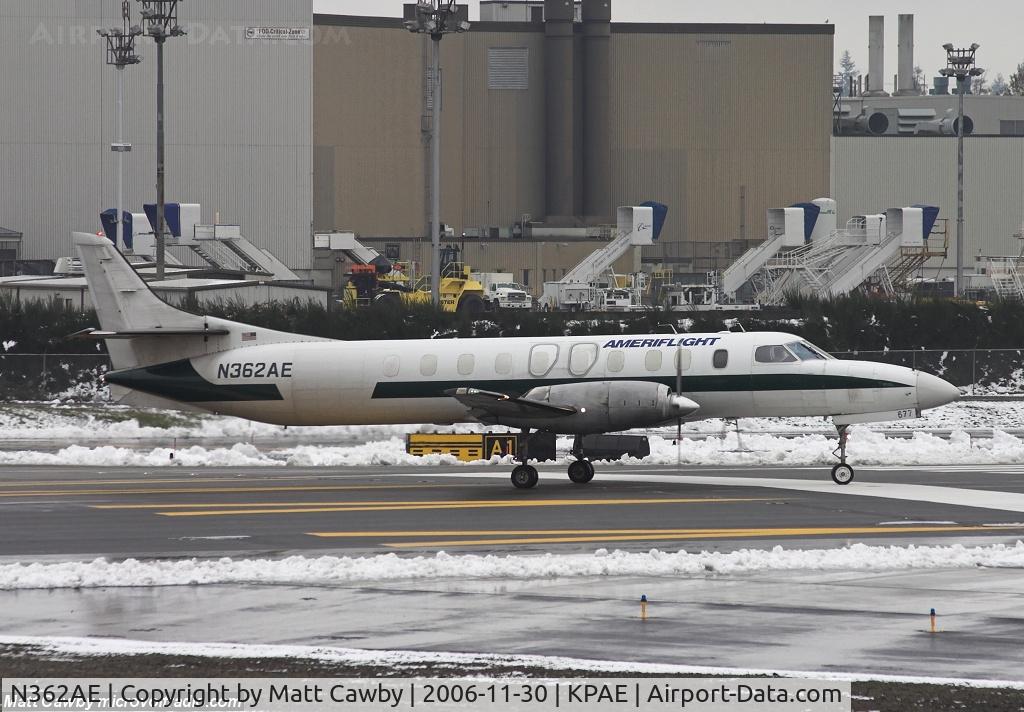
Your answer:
[517,380,699,434]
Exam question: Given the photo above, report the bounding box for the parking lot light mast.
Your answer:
[940,42,983,298]
[405,1,470,306]
[97,1,142,253]
[137,1,186,281]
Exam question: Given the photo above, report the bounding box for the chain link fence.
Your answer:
[829,348,1024,395]
[0,353,112,400]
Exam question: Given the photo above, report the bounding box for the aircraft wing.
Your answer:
[445,387,577,421]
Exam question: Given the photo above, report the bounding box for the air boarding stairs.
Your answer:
[108,202,300,281]
[741,204,941,305]
[985,224,1024,300]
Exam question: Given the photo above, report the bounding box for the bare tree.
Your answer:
[971,70,989,95]
[991,73,1009,96]
[913,65,927,94]
[838,50,859,96]
[1011,62,1024,95]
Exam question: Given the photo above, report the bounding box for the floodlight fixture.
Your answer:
[135,0,187,280]
[405,1,470,305]
[942,42,982,298]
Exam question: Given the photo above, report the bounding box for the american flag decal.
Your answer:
[241,331,257,342]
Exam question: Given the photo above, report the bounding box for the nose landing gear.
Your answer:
[831,424,854,485]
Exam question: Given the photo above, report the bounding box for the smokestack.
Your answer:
[544,0,576,222]
[582,0,610,223]
[895,14,915,95]
[865,15,888,96]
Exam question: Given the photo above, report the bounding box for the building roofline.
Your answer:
[610,22,834,35]
[312,14,834,36]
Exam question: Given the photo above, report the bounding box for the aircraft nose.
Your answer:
[916,371,960,411]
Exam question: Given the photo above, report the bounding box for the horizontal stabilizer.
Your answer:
[68,327,231,340]
[446,387,577,420]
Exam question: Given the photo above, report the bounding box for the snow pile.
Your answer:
[1,635,1021,689]
[5,428,1024,467]
[636,428,1024,467]
[2,541,1022,590]
[0,404,495,444]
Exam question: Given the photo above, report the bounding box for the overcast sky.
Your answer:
[313,0,1023,90]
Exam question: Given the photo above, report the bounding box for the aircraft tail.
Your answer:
[73,231,304,371]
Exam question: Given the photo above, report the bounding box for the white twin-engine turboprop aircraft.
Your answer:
[73,232,959,489]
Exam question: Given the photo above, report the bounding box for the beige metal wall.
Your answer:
[1,0,313,267]
[314,18,833,274]
[609,30,833,247]
[831,136,1024,260]
[314,19,546,238]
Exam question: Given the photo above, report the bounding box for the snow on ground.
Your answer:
[2,400,1023,446]
[1,635,1021,688]
[2,541,1023,590]
[2,400,1024,467]
[4,428,1024,467]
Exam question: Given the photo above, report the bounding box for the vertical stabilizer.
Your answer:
[74,231,201,333]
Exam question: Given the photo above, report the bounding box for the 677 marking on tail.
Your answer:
[217,362,293,379]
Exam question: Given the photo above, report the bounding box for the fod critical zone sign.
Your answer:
[246,27,311,40]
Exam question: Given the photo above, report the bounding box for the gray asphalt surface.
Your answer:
[2,463,1024,558]
[3,463,1024,682]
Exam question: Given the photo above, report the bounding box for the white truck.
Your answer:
[472,272,533,310]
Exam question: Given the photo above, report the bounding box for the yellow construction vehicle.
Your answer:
[344,245,485,314]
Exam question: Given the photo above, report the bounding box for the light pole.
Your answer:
[137,1,186,281]
[405,1,469,306]
[98,2,142,254]
[940,43,983,298]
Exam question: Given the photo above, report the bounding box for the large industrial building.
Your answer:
[4,1,1022,298]
[0,0,313,269]
[313,4,834,280]
[1,0,833,291]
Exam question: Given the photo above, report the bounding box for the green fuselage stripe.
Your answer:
[371,374,910,400]
[106,359,283,402]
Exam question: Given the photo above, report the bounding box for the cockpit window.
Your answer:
[788,341,827,361]
[755,345,797,363]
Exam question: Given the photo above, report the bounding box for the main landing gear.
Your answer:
[567,434,594,484]
[509,431,596,488]
[511,428,539,489]
[831,424,854,485]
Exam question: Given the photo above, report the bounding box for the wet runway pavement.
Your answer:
[3,463,1024,680]
[3,567,1023,680]
[2,463,1024,558]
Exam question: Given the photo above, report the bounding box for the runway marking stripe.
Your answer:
[95,496,771,511]
[0,484,473,498]
[377,524,1024,548]
[309,527,883,537]
[152,497,773,517]
[0,478,469,488]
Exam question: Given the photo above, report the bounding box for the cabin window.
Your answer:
[569,343,599,376]
[644,349,663,372]
[495,352,512,375]
[529,344,558,377]
[788,341,827,360]
[383,355,400,377]
[713,349,729,369]
[606,349,624,373]
[457,353,475,376]
[755,345,797,364]
[420,354,437,376]
[674,349,692,372]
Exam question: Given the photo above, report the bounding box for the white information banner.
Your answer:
[1,677,851,712]
[245,27,311,41]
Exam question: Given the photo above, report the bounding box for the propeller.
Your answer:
[676,342,683,466]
